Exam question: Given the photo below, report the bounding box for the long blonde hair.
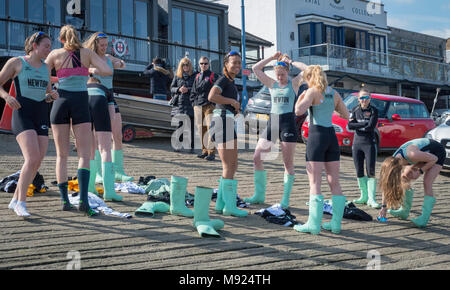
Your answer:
[379,157,410,208]
[83,32,107,54]
[304,65,328,93]
[175,57,193,78]
[59,25,82,51]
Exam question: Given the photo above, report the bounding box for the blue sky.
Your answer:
[383,0,450,39]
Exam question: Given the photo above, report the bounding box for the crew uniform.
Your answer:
[348,103,378,178]
[51,50,90,125]
[11,56,50,136]
[393,138,446,166]
[262,80,298,143]
[210,74,239,144]
[87,57,114,132]
[305,87,340,162]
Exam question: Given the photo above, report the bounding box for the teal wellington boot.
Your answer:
[244,170,267,204]
[135,201,170,216]
[367,177,381,209]
[102,162,123,202]
[215,177,224,214]
[112,150,134,182]
[353,176,368,204]
[411,196,436,228]
[322,195,346,234]
[293,195,324,235]
[94,150,103,184]
[388,188,414,220]
[222,179,248,217]
[193,186,224,238]
[88,160,99,195]
[169,176,194,217]
[280,174,295,209]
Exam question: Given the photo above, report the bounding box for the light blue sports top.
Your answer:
[269,80,296,115]
[393,138,431,164]
[14,56,49,102]
[308,87,335,127]
[93,57,114,89]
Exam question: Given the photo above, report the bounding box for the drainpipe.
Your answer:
[241,0,248,112]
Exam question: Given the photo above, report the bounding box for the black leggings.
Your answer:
[352,142,377,178]
[306,124,340,162]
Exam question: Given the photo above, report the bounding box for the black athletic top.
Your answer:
[348,104,378,143]
[213,74,239,115]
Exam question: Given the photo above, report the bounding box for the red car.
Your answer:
[301,93,436,152]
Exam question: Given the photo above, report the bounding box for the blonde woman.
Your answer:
[378,138,445,227]
[45,25,112,216]
[245,52,306,209]
[293,65,349,235]
[83,32,125,202]
[170,57,196,152]
[1,32,58,217]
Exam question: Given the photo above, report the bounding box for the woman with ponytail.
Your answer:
[378,138,445,227]
[45,25,112,216]
[1,32,57,217]
[293,65,349,235]
[245,52,306,209]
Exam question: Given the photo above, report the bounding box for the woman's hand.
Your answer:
[272,51,282,60]
[378,207,387,220]
[5,95,21,110]
[45,90,59,103]
[231,99,240,112]
[179,86,188,94]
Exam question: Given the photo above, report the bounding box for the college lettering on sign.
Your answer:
[112,39,128,57]
[304,0,321,6]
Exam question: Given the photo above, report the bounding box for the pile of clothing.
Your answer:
[68,192,132,219]
[0,171,48,196]
[211,189,249,208]
[255,204,299,227]
[322,200,373,221]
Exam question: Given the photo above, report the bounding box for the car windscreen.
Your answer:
[344,95,388,118]
[255,86,271,100]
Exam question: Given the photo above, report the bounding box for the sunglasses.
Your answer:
[96,33,108,39]
[226,50,241,58]
[200,62,209,65]
[359,95,370,100]
[182,63,190,66]
[275,61,288,67]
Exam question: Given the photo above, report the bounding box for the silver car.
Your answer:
[425,116,450,168]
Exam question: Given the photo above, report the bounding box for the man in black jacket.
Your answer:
[190,56,218,161]
[143,57,171,100]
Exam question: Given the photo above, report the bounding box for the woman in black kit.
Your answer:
[348,88,381,208]
[208,51,248,217]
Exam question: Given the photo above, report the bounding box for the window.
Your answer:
[90,0,103,32]
[106,0,119,34]
[135,1,148,38]
[208,15,219,51]
[0,0,5,45]
[299,23,311,47]
[197,13,208,49]
[184,10,195,47]
[46,0,61,25]
[28,0,43,23]
[121,0,134,36]
[172,8,182,43]
[410,103,430,118]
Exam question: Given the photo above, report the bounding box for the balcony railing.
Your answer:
[292,43,450,85]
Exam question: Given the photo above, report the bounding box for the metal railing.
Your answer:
[292,43,450,85]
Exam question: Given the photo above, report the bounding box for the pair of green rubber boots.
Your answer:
[88,159,123,202]
[353,176,380,209]
[215,178,248,217]
[293,194,346,235]
[244,170,295,209]
[388,189,436,228]
[170,176,224,237]
[94,150,134,184]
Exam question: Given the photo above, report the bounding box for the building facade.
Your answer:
[210,0,450,109]
[0,0,229,73]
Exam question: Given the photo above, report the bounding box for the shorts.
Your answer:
[50,89,91,125]
[261,112,298,143]
[11,95,50,136]
[88,97,111,133]
[427,139,446,166]
[306,124,340,162]
[209,109,237,144]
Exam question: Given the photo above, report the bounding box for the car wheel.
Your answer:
[122,125,136,143]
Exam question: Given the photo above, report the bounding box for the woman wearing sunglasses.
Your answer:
[83,32,127,202]
[208,51,248,217]
[348,88,381,209]
[45,25,112,216]
[1,32,57,217]
[245,52,306,209]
